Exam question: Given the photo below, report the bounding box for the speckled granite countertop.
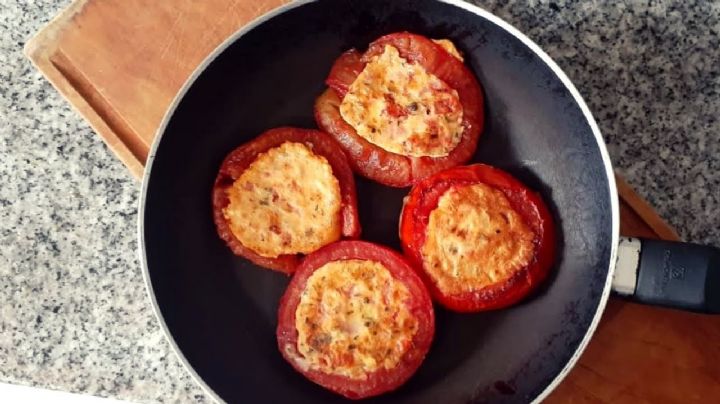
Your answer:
[1,0,719,402]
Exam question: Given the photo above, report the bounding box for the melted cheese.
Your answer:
[421,183,536,295]
[432,39,464,61]
[223,142,342,258]
[339,44,463,157]
[293,259,419,380]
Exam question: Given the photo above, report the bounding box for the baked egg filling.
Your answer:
[293,259,419,380]
[339,44,464,157]
[421,183,536,295]
[223,141,342,258]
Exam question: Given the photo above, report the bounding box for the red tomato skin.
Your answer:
[315,32,485,187]
[325,49,365,98]
[212,127,361,274]
[277,241,435,399]
[399,164,556,312]
[314,89,413,188]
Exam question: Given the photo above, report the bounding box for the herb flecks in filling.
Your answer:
[340,44,464,158]
[294,259,419,380]
[422,183,535,295]
[223,142,341,258]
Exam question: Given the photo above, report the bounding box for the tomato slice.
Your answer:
[399,164,556,312]
[277,241,434,399]
[315,32,484,187]
[212,127,361,274]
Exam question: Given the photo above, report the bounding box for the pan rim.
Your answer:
[439,1,620,402]
[137,1,621,403]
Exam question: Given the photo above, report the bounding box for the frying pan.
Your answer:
[139,0,720,402]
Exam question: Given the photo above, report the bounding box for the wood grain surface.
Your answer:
[25,1,720,402]
[26,0,290,177]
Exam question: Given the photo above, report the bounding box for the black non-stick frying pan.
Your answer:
[139,1,720,402]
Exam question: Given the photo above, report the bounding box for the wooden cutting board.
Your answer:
[25,1,720,402]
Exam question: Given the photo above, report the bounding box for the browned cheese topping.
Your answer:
[291,260,419,379]
[339,43,464,157]
[422,183,536,295]
[223,142,342,258]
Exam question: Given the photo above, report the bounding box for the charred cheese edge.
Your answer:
[223,142,342,258]
[431,39,464,61]
[291,259,419,380]
[421,183,536,295]
[339,44,464,158]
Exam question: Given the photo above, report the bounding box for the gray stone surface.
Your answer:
[0,0,208,402]
[0,0,718,402]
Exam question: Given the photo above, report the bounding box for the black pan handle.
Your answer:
[612,237,720,313]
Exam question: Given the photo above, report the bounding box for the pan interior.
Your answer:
[142,0,614,402]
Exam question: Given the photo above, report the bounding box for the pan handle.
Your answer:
[612,237,720,313]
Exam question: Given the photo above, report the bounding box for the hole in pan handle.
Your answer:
[612,237,720,314]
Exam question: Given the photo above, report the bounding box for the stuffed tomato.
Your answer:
[212,127,360,274]
[399,164,556,312]
[277,241,434,399]
[315,32,484,187]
